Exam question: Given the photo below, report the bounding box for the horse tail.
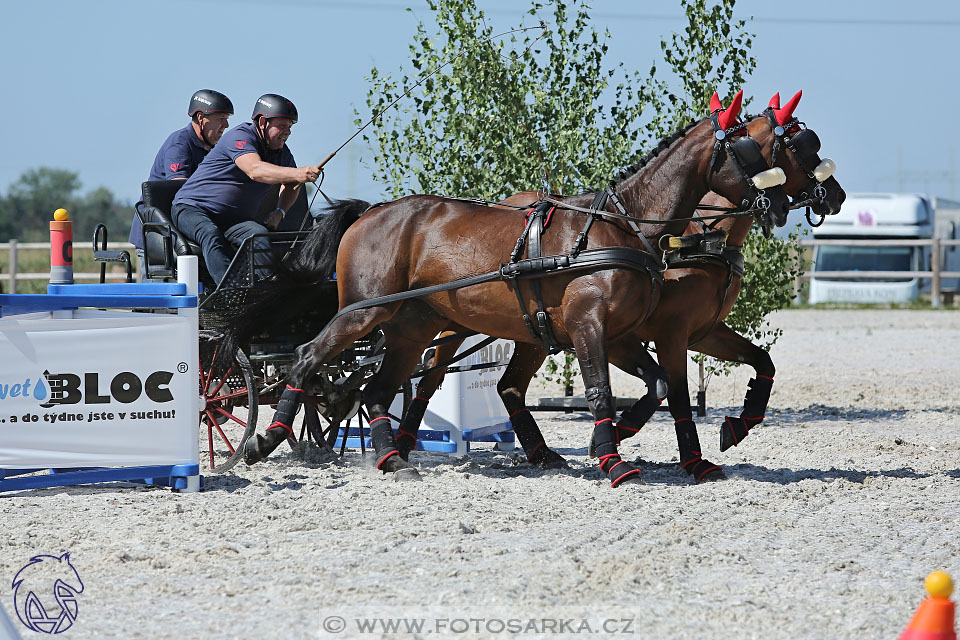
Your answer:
[212,198,369,373]
[282,198,370,281]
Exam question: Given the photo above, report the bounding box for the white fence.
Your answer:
[1,240,139,292]
[797,238,960,307]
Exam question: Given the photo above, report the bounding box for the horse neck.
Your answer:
[694,192,754,246]
[616,121,716,238]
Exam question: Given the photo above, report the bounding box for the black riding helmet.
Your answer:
[188,89,234,118]
[252,94,298,124]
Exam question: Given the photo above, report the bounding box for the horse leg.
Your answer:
[655,337,725,483]
[396,334,462,461]
[243,306,395,465]
[362,326,445,481]
[610,336,669,443]
[691,322,775,452]
[586,340,668,457]
[566,317,642,487]
[497,343,566,469]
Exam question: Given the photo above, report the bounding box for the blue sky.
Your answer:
[2,0,959,211]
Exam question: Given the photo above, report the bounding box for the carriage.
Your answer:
[123,180,401,474]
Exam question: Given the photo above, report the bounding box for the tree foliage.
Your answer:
[360,0,801,378]
[0,168,131,243]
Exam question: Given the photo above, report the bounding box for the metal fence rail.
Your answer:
[1,240,139,292]
[798,238,960,307]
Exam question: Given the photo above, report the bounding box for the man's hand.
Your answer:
[299,165,322,183]
[264,208,284,231]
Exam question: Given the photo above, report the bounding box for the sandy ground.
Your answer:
[1,309,959,639]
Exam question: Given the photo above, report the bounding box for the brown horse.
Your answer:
[397,91,844,482]
[244,92,793,486]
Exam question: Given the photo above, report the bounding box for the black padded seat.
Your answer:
[137,180,197,266]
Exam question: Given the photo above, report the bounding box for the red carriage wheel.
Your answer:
[198,333,258,473]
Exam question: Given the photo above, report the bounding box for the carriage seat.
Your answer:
[136,180,312,285]
[137,180,198,266]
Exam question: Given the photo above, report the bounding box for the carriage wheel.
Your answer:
[198,334,258,473]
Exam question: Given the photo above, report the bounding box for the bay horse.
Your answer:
[396,91,844,482]
[244,90,793,486]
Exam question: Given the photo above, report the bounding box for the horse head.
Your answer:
[703,90,793,236]
[760,90,845,219]
[12,553,84,633]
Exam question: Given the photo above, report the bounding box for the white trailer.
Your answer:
[807,193,960,304]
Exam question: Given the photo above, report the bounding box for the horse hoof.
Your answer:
[696,467,726,483]
[613,473,645,487]
[720,416,750,452]
[530,448,568,469]
[393,468,423,482]
[242,438,265,466]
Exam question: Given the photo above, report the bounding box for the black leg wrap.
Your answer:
[675,419,724,483]
[396,397,428,461]
[721,376,774,452]
[617,393,662,439]
[585,384,614,417]
[369,417,420,480]
[511,410,567,469]
[243,385,302,465]
[593,419,642,487]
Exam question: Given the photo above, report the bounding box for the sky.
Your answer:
[2,0,960,216]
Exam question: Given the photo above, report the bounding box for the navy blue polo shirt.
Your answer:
[148,124,209,181]
[130,124,210,246]
[174,122,296,224]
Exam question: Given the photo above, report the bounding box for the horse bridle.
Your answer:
[706,112,787,237]
[763,108,837,226]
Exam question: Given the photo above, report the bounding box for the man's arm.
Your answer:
[235,153,320,185]
[277,183,302,212]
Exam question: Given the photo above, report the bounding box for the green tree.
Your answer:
[0,168,130,243]
[360,0,799,380]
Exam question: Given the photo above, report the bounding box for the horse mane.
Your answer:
[610,118,704,187]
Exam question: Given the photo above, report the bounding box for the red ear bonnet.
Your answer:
[768,92,781,110]
[716,89,743,130]
[710,92,723,114]
[774,90,802,126]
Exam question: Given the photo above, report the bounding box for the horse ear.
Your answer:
[768,92,781,109]
[710,92,723,113]
[776,90,802,125]
[717,89,743,130]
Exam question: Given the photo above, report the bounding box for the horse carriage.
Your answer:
[112,90,844,487]
[123,179,402,474]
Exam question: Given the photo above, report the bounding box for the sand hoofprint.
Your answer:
[1,309,958,639]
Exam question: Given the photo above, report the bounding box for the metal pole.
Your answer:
[931,237,941,308]
[697,359,707,417]
[9,239,17,294]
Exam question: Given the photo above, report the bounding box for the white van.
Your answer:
[807,193,960,304]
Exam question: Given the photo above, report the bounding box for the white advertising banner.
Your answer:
[0,313,198,468]
[420,335,512,431]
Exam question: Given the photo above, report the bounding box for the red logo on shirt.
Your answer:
[169,163,182,172]
[236,140,247,149]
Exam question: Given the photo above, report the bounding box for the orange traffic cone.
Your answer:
[899,571,956,640]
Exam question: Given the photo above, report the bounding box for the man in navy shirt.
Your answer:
[130,89,234,248]
[172,94,321,284]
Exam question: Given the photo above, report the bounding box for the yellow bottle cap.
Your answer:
[53,208,69,221]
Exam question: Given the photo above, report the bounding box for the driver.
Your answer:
[172,94,321,285]
[130,89,234,250]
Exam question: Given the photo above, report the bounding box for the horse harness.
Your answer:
[763,108,836,226]
[505,189,663,351]
[323,117,784,354]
